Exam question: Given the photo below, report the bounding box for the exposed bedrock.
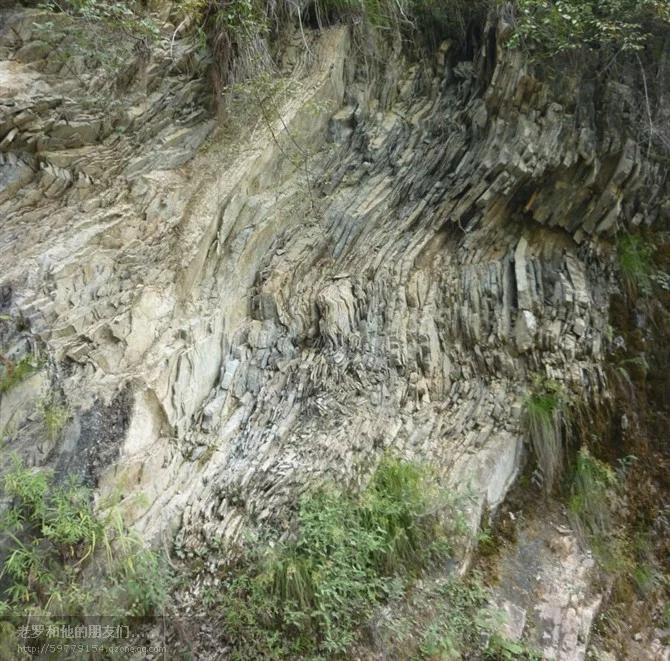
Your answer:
[0,8,665,656]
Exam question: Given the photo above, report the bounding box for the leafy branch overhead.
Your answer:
[508,0,670,55]
[33,1,670,85]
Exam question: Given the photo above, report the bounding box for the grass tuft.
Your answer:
[522,378,569,493]
[568,447,617,539]
[566,448,662,604]
[0,356,37,394]
[41,400,70,442]
[617,234,654,297]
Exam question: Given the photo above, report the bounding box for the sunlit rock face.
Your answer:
[0,6,665,658]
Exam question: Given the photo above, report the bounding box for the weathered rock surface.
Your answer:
[0,6,666,658]
[491,508,601,661]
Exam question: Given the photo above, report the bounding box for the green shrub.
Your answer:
[33,0,670,91]
[0,458,172,620]
[182,0,670,61]
[509,0,670,56]
[216,457,465,658]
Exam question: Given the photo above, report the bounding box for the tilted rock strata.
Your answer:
[0,9,664,657]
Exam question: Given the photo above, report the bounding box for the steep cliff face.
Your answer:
[1,3,668,658]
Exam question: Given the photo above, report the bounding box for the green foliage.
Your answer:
[0,356,37,394]
[567,448,650,596]
[3,459,50,519]
[486,634,541,660]
[0,458,172,620]
[179,0,491,95]
[183,0,463,35]
[35,0,161,75]
[216,457,465,658]
[509,0,670,56]
[32,0,670,90]
[418,576,493,658]
[180,0,670,65]
[568,447,617,538]
[103,529,173,617]
[40,400,70,442]
[522,377,569,492]
[41,0,160,40]
[379,573,541,660]
[663,601,670,628]
[309,0,475,36]
[617,233,654,296]
[214,0,267,33]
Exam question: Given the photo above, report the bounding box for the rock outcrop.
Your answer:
[0,5,667,658]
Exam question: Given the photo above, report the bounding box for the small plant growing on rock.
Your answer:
[40,399,70,442]
[566,448,645,598]
[568,446,617,539]
[0,355,37,394]
[522,377,570,493]
[617,233,654,297]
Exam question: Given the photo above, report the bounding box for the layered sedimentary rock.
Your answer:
[0,6,665,658]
